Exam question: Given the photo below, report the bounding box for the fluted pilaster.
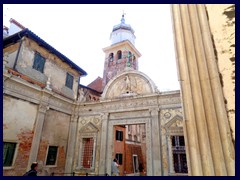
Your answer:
[171,4,235,175]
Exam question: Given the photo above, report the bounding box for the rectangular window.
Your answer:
[81,138,94,168]
[3,142,16,167]
[33,52,46,73]
[115,153,123,165]
[116,130,123,141]
[179,136,185,146]
[46,146,58,165]
[172,136,188,173]
[65,73,74,89]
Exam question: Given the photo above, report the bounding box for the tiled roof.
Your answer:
[3,28,87,76]
[87,76,103,93]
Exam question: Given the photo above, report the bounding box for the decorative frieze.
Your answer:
[80,93,180,114]
[79,116,102,128]
[38,104,49,114]
[109,110,149,120]
[158,96,181,105]
[160,108,183,124]
[48,97,72,113]
[4,78,41,101]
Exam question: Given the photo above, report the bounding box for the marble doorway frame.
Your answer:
[106,117,153,176]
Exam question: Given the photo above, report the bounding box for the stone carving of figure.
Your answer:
[125,75,131,91]
[78,88,86,102]
[46,76,52,91]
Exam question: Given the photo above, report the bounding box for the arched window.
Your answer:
[117,50,122,59]
[133,55,136,60]
[128,51,132,60]
[109,53,114,62]
[133,55,136,68]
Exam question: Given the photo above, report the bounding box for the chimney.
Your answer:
[8,18,26,36]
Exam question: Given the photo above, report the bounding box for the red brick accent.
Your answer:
[113,126,125,176]
[3,129,34,176]
[7,69,75,101]
[37,140,67,175]
[124,144,144,174]
[87,76,103,92]
[8,69,46,88]
[10,18,26,30]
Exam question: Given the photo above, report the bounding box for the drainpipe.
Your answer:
[13,33,24,71]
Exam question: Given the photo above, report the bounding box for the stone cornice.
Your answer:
[3,74,75,115]
[79,93,181,115]
[4,73,181,117]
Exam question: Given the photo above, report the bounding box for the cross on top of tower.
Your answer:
[122,10,126,17]
[121,11,126,24]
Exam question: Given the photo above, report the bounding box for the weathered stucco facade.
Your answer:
[205,4,235,142]
[3,57,184,176]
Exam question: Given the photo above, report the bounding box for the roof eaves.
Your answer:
[3,29,87,76]
[79,84,102,94]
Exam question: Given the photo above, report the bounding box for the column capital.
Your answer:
[38,104,49,114]
[100,112,109,120]
[71,114,79,122]
[149,108,159,116]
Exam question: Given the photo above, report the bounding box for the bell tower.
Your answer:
[102,14,141,88]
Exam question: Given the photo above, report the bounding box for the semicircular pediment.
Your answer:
[101,69,159,99]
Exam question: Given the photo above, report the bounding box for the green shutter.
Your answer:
[3,142,16,166]
[33,52,45,73]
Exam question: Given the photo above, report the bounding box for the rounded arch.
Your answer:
[109,52,114,61]
[117,50,122,59]
[101,69,159,99]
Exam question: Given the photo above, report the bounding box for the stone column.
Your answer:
[65,114,79,175]
[150,108,161,176]
[27,103,48,169]
[98,113,109,175]
[167,136,174,174]
[171,4,235,175]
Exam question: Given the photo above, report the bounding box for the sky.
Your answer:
[3,4,180,91]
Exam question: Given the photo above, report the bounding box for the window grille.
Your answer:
[81,138,94,168]
[171,136,188,173]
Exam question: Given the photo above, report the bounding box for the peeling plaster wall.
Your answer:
[205,4,235,142]
[14,38,80,99]
[3,95,38,176]
[37,109,71,176]
[3,43,19,69]
[3,95,38,141]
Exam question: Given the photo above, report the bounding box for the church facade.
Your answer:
[3,4,235,176]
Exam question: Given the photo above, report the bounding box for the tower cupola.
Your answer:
[102,13,141,89]
[110,14,136,45]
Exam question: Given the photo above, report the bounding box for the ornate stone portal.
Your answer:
[70,68,183,176]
